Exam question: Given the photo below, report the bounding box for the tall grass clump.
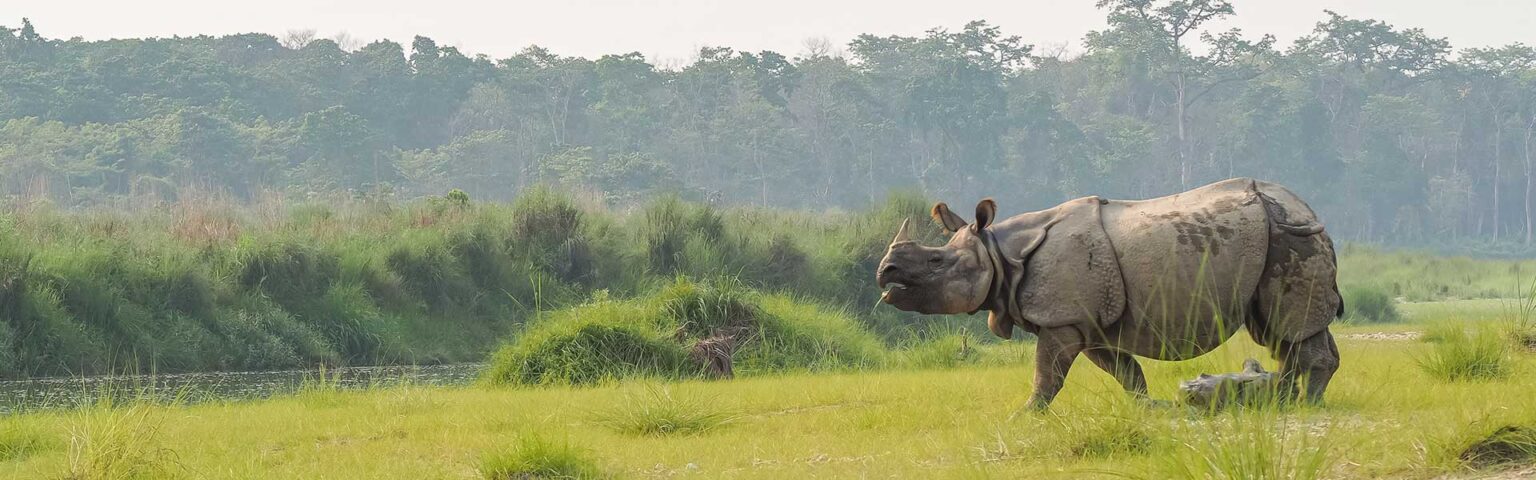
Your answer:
[66,400,180,479]
[1341,285,1400,323]
[639,195,735,277]
[592,387,736,436]
[479,434,606,480]
[510,186,594,285]
[1503,281,1536,351]
[1418,325,1512,381]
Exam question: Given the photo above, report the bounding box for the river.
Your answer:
[0,364,484,414]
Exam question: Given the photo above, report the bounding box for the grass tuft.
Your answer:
[1417,325,1512,381]
[591,387,736,436]
[66,401,179,479]
[1457,425,1536,469]
[479,434,606,480]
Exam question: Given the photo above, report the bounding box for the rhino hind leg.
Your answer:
[1084,348,1149,399]
[1274,329,1340,403]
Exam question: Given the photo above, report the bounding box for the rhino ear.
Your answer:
[931,203,968,233]
[974,198,997,231]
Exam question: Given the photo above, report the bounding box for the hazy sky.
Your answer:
[12,1,1535,63]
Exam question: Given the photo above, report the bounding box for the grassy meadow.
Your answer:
[0,300,1533,478]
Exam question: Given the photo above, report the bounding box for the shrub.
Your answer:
[479,435,605,480]
[1342,285,1400,323]
[592,387,736,436]
[1418,326,1511,381]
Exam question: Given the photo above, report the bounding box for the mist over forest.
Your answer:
[3,3,1535,254]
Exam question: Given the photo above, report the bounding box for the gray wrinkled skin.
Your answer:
[876,178,1342,410]
[1179,358,1279,409]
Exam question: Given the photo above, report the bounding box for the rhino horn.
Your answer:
[891,218,912,246]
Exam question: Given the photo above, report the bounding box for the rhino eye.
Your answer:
[927,256,942,265]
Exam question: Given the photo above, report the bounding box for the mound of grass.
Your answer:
[479,435,606,480]
[1418,325,1512,381]
[481,279,887,386]
[1458,425,1536,469]
[1342,285,1400,324]
[480,300,691,387]
[592,387,736,436]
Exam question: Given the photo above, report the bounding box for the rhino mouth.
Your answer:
[879,282,908,304]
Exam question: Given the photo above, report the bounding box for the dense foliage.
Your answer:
[0,188,955,378]
[4,3,1536,252]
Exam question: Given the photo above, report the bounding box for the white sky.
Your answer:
[11,1,1535,63]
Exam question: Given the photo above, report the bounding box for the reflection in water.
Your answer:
[0,364,484,414]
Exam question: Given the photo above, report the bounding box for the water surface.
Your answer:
[0,364,484,414]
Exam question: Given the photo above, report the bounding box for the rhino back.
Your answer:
[1096,178,1270,359]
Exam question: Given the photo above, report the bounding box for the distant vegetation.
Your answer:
[2,182,1535,378]
[4,2,1536,253]
[0,187,970,378]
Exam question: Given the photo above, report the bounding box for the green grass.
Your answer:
[590,386,737,436]
[1,326,1532,478]
[1418,324,1514,381]
[479,434,606,479]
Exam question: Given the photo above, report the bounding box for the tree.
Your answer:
[1092,0,1274,188]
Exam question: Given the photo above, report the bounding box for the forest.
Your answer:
[2,3,1536,255]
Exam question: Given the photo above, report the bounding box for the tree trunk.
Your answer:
[1494,118,1503,240]
[1525,116,1535,245]
[1176,72,1188,189]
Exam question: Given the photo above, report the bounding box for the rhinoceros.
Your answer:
[876,178,1341,409]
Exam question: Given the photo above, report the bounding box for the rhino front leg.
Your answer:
[1028,327,1086,410]
[1084,348,1149,399]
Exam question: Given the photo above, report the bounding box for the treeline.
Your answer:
[0,188,960,377]
[3,2,1536,253]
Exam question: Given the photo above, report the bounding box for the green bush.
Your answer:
[1342,285,1400,323]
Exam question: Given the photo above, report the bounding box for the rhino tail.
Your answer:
[1275,222,1325,236]
[1253,181,1325,237]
